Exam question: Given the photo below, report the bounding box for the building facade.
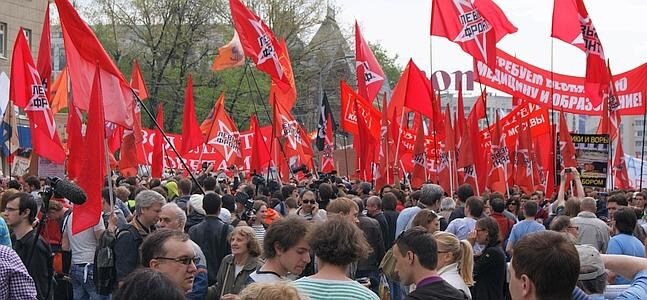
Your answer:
[0,0,48,75]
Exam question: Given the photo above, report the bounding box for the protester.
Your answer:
[506,201,545,255]
[490,197,515,249]
[366,195,390,250]
[509,231,580,300]
[239,281,308,300]
[249,200,268,245]
[114,190,165,282]
[602,254,647,298]
[295,190,326,221]
[411,209,440,233]
[575,245,607,299]
[433,231,474,298]
[210,226,262,299]
[381,192,400,248]
[189,192,232,286]
[4,192,52,300]
[448,184,474,223]
[439,197,456,221]
[293,217,378,300]
[396,184,445,237]
[157,202,208,300]
[140,229,198,293]
[608,206,646,284]
[446,196,484,240]
[467,217,506,300]
[185,194,206,231]
[392,227,468,300]
[571,197,610,252]
[112,268,185,300]
[549,215,580,242]
[248,216,311,283]
[354,198,385,295]
[0,244,38,299]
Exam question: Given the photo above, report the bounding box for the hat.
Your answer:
[188,194,205,215]
[575,245,605,281]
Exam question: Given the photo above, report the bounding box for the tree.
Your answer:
[369,41,402,89]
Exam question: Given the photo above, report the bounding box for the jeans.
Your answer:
[70,264,110,300]
[390,280,405,300]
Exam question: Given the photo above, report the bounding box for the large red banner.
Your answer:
[140,126,273,171]
[475,49,647,115]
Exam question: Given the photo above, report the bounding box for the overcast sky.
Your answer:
[336,0,647,87]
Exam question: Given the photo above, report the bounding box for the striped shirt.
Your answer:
[252,224,265,246]
[294,277,380,300]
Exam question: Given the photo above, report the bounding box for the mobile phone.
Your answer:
[356,277,370,284]
[202,162,208,170]
[564,168,572,173]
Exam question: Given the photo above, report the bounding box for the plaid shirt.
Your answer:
[0,245,37,299]
[0,218,10,247]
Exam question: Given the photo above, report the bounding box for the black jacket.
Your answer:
[471,243,506,300]
[13,230,53,300]
[184,211,205,233]
[188,216,232,286]
[383,209,399,248]
[114,217,151,282]
[370,212,390,250]
[357,215,385,272]
[405,277,469,300]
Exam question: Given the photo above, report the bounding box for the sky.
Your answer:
[336,0,647,91]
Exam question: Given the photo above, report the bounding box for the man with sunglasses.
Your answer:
[141,229,199,293]
[296,190,326,222]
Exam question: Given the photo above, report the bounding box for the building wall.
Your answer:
[0,0,48,75]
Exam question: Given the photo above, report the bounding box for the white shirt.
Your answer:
[64,213,105,264]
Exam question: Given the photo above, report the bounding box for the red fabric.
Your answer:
[355,103,377,181]
[9,28,66,163]
[107,124,123,153]
[340,81,381,138]
[402,59,435,120]
[559,113,578,168]
[37,3,52,100]
[480,102,551,149]
[250,115,271,174]
[55,0,134,128]
[201,92,242,166]
[613,136,631,189]
[320,109,335,173]
[457,99,483,194]
[355,21,385,102]
[375,94,394,190]
[119,60,149,173]
[411,115,427,189]
[514,121,535,194]
[180,75,204,155]
[151,105,164,178]
[73,65,106,234]
[229,0,290,90]
[438,104,455,194]
[272,99,310,161]
[66,104,84,180]
[431,0,517,70]
[130,60,149,100]
[486,112,510,194]
[268,39,297,111]
[551,0,609,106]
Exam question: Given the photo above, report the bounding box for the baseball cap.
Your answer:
[575,245,605,281]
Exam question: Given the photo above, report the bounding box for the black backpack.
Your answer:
[93,224,141,295]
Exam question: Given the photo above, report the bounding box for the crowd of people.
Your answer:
[2,166,647,299]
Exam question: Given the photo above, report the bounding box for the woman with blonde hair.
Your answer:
[240,281,308,300]
[210,226,263,299]
[433,231,474,298]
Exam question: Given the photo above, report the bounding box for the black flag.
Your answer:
[316,92,336,151]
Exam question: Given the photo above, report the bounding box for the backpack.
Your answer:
[94,224,142,295]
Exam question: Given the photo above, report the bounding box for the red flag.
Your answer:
[66,103,84,181]
[355,21,385,102]
[551,0,609,106]
[250,115,271,173]
[455,81,466,142]
[180,75,204,155]
[151,105,165,179]
[272,99,310,159]
[201,93,242,166]
[340,81,381,139]
[402,59,434,119]
[431,0,517,70]
[411,116,427,189]
[268,39,297,111]
[37,3,52,100]
[514,121,535,194]
[130,60,148,100]
[456,100,482,194]
[613,137,631,189]
[559,113,578,168]
[73,65,106,234]
[438,104,455,193]
[354,101,377,181]
[486,112,510,194]
[229,0,290,90]
[119,74,148,176]
[596,65,621,141]
[54,0,134,128]
[375,94,394,189]
[9,28,66,163]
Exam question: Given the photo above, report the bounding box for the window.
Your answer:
[23,28,32,48]
[0,22,6,58]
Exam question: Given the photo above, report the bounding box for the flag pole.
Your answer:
[550,38,558,194]
[132,91,205,194]
[428,36,440,184]
[104,139,115,214]
[641,89,647,190]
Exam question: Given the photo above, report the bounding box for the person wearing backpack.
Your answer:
[189,192,232,286]
[114,190,166,283]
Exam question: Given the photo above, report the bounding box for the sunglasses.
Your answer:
[155,256,200,266]
[302,200,316,204]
